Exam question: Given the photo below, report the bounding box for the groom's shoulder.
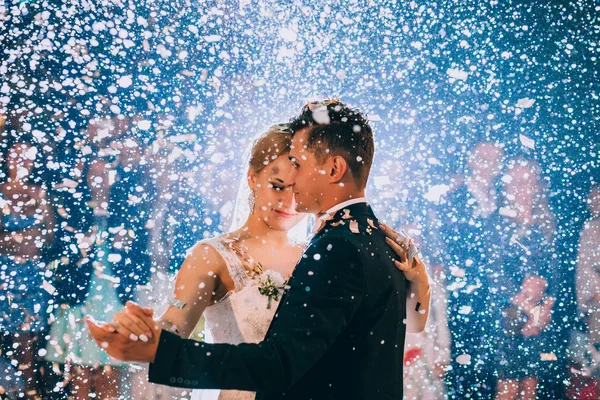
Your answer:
[312,216,383,258]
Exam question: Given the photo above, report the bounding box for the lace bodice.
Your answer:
[191,236,286,400]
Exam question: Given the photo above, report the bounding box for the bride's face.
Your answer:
[249,154,307,232]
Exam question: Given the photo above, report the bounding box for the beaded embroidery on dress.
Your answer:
[191,236,287,400]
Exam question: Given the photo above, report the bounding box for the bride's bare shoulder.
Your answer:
[179,235,230,277]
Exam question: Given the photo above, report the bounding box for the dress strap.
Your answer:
[203,237,250,290]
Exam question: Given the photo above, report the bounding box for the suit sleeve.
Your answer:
[148,235,366,391]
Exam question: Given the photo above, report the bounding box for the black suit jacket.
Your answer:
[149,202,407,399]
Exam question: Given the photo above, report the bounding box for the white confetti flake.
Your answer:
[107,253,122,263]
[517,98,536,108]
[447,68,469,80]
[42,281,56,295]
[278,27,297,42]
[531,305,542,324]
[519,134,535,150]
[204,35,222,42]
[118,75,133,88]
[349,220,360,234]
[312,106,330,124]
[458,305,472,315]
[424,184,451,203]
[137,120,152,130]
[540,352,557,361]
[456,355,471,365]
[367,219,378,230]
[449,266,466,278]
[373,176,391,186]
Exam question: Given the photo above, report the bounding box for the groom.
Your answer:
[88,100,420,399]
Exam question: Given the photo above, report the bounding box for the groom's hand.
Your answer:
[85,314,161,363]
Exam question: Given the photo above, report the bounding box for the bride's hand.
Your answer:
[108,301,155,342]
[379,223,429,285]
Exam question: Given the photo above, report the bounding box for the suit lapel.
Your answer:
[264,203,377,338]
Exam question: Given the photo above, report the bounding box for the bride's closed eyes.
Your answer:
[268,177,288,192]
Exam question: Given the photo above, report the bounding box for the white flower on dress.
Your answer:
[258,270,287,309]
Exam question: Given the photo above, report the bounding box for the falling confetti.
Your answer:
[0,1,596,398]
[519,134,536,150]
[349,220,360,234]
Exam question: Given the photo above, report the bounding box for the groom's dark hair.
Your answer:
[288,99,374,189]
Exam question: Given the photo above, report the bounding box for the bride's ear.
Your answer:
[247,169,258,189]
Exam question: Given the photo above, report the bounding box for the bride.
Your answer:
[108,123,421,400]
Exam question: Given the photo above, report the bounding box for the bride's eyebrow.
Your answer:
[269,177,285,184]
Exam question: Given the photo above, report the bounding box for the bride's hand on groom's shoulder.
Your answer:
[379,223,429,285]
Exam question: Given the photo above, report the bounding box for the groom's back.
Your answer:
[259,203,407,400]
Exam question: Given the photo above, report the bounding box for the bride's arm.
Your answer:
[110,243,227,340]
[403,256,431,334]
[155,243,228,339]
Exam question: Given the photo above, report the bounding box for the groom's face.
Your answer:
[287,128,329,215]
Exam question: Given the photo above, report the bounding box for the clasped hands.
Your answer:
[85,301,161,363]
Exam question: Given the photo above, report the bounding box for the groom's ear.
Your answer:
[329,156,349,183]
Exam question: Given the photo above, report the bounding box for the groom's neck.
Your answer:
[318,188,366,214]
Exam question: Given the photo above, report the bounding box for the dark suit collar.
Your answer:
[329,201,375,221]
[321,203,378,234]
[311,201,377,236]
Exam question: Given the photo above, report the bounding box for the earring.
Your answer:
[248,190,256,214]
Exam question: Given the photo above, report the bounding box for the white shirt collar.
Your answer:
[324,197,368,216]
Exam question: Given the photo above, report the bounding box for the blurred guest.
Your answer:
[439,141,504,398]
[129,140,200,399]
[0,141,56,399]
[144,140,210,276]
[50,158,98,307]
[567,185,600,399]
[196,135,240,234]
[106,136,152,304]
[39,156,96,398]
[44,158,124,399]
[576,185,600,356]
[402,222,450,400]
[494,158,557,400]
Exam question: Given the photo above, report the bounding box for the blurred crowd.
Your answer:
[0,111,598,400]
[399,142,599,400]
[0,110,230,399]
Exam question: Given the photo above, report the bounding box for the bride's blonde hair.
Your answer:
[248,124,293,174]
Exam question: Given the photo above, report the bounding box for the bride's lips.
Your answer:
[274,209,298,218]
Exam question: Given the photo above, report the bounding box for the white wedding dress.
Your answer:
[191,236,285,400]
